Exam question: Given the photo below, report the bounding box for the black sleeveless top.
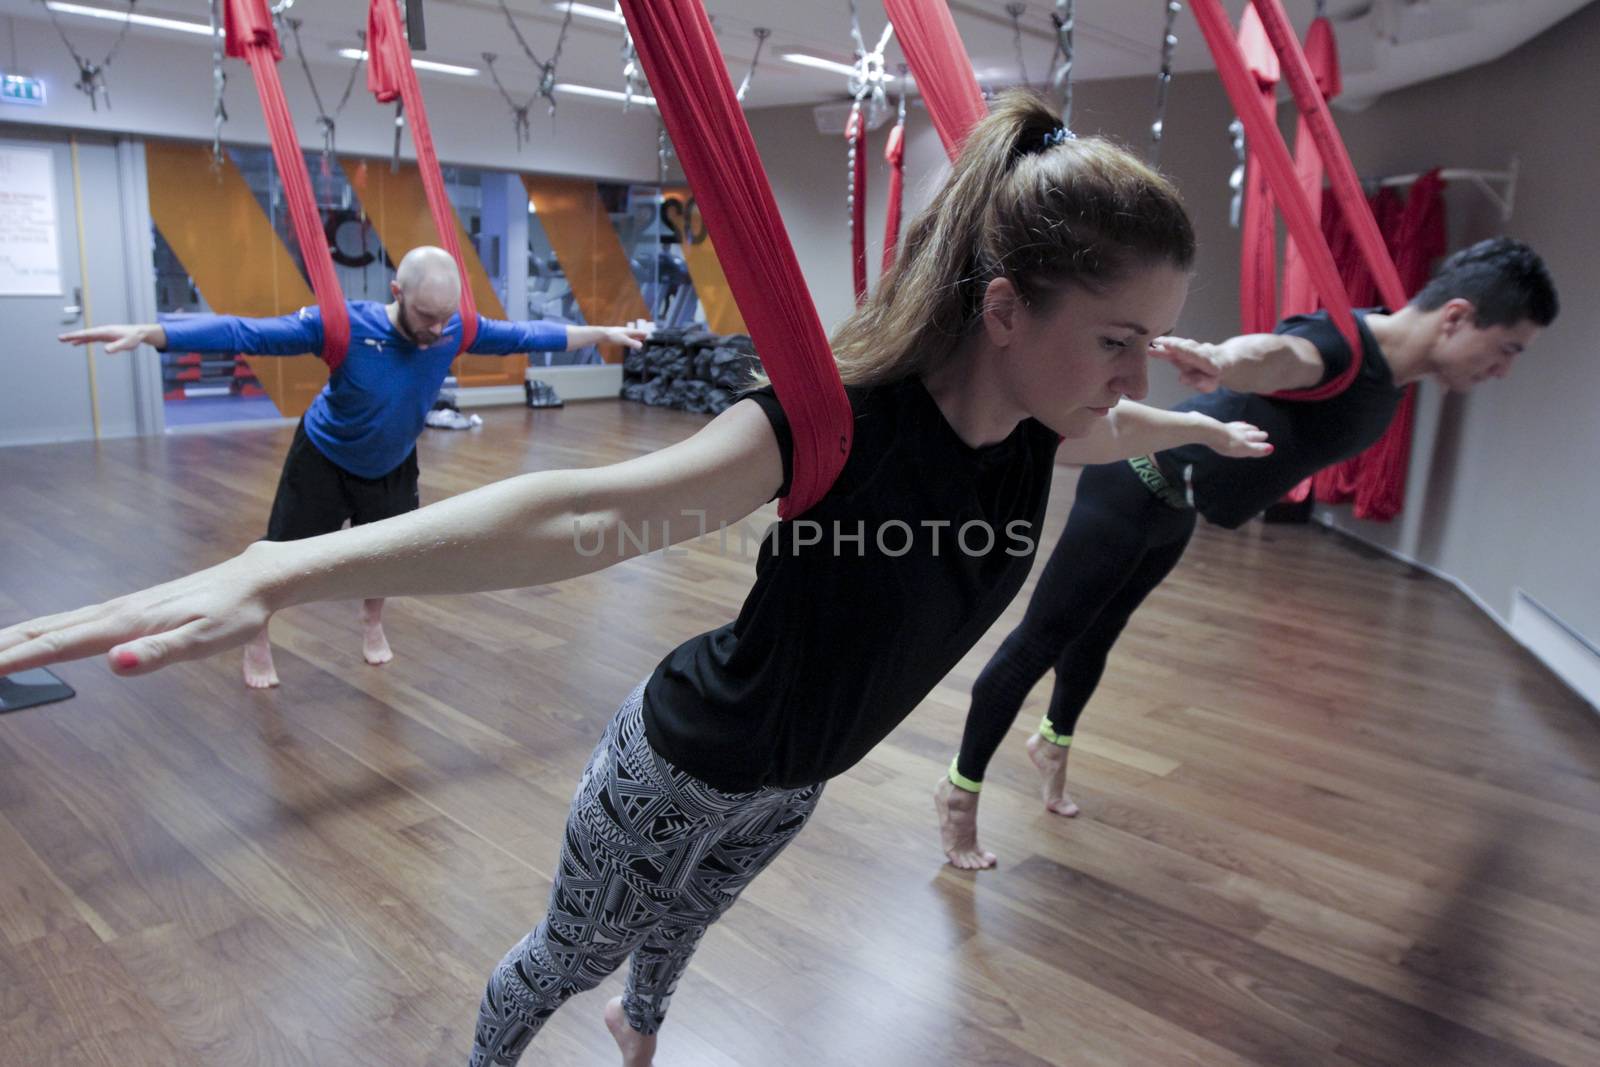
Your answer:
[642,378,1062,790]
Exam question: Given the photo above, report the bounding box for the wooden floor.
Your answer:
[2,402,1598,1067]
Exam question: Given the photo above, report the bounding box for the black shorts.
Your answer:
[264,419,420,542]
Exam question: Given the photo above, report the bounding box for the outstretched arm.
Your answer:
[1153,333,1325,395]
[59,323,169,353]
[59,308,323,357]
[469,317,650,355]
[563,325,650,351]
[1057,401,1271,466]
[0,399,782,678]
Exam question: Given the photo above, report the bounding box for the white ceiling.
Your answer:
[2,0,1589,111]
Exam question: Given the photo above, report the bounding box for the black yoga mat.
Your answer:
[0,668,76,713]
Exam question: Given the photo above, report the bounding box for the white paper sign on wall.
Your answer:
[0,147,63,296]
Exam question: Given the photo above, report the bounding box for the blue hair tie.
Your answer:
[1039,125,1076,150]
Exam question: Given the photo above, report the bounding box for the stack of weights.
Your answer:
[621,328,763,415]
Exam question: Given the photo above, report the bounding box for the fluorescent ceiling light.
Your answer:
[551,2,626,26]
[44,1,212,37]
[781,51,897,81]
[337,49,479,77]
[553,82,657,107]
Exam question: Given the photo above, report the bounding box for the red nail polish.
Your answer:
[113,650,139,671]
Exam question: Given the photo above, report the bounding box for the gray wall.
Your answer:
[1312,5,1600,644]
[748,4,1600,646]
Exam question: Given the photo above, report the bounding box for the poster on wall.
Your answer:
[0,146,63,296]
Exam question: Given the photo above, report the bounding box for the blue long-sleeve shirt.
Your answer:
[160,300,568,478]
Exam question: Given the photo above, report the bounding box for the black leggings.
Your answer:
[954,460,1197,785]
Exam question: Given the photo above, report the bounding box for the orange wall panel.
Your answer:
[343,160,522,387]
[146,141,328,416]
[662,188,748,337]
[523,176,651,364]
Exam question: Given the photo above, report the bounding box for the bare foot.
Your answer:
[935,777,997,869]
[1025,733,1080,816]
[242,629,279,689]
[362,623,394,666]
[604,997,656,1067]
[362,599,393,666]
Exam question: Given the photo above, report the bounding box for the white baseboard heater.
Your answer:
[1509,591,1600,712]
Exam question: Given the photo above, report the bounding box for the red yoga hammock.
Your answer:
[1189,0,1370,400]
[1262,10,1433,521]
[1305,171,1447,520]
[1236,6,1280,336]
[615,0,852,518]
[881,0,987,158]
[1232,0,1407,316]
[365,0,479,353]
[1279,14,1341,319]
[223,0,351,371]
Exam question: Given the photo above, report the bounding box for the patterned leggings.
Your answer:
[469,683,824,1065]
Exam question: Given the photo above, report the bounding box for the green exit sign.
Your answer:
[2,74,46,107]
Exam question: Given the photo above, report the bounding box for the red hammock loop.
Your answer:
[366,0,479,353]
[223,0,352,371]
[615,0,852,518]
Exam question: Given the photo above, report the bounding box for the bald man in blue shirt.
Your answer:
[63,246,648,687]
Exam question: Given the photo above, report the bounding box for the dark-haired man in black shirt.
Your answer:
[938,237,1560,869]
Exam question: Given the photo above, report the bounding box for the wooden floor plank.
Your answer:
[2,402,1598,1065]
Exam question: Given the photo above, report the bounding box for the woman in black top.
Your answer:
[1,93,1270,1064]
[937,237,1558,870]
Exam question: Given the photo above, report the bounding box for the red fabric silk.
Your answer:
[881,0,988,159]
[1249,0,1406,312]
[366,0,479,353]
[848,108,868,304]
[1384,177,1447,557]
[1284,188,1401,505]
[1311,171,1446,520]
[1279,16,1339,318]
[223,0,278,61]
[1190,0,1361,400]
[1237,6,1280,334]
[1394,170,1448,293]
[223,0,351,370]
[882,121,906,275]
[615,0,851,518]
